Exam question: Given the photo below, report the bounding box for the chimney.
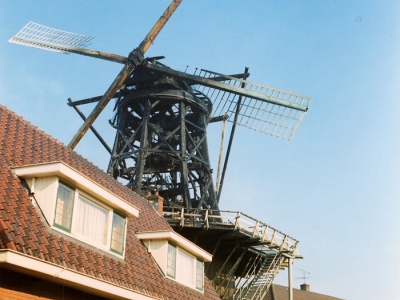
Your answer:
[300,284,310,291]
[145,190,164,215]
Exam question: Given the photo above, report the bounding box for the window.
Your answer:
[111,213,126,254]
[14,162,139,258]
[54,181,126,255]
[75,195,108,245]
[196,260,204,291]
[54,182,75,232]
[167,244,176,278]
[167,244,204,291]
[135,231,211,292]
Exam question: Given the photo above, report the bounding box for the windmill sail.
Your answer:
[9,21,93,54]
[193,69,311,140]
[145,62,311,140]
[9,4,309,297]
[9,21,129,64]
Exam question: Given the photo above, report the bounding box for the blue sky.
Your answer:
[1,1,399,299]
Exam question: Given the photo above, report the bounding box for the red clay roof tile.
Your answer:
[270,284,343,300]
[0,105,220,300]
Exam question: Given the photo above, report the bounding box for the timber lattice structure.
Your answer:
[163,209,301,299]
[9,3,311,299]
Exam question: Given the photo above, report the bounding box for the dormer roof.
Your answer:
[0,105,220,300]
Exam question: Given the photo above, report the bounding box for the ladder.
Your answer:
[234,252,285,300]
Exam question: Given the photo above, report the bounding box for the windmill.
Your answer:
[9,0,310,214]
[9,2,310,298]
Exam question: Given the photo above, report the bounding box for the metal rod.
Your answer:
[216,67,249,203]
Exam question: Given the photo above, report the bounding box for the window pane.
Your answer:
[54,183,74,232]
[177,249,195,286]
[111,212,126,254]
[196,260,204,291]
[167,244,176,278]
[75,195,108,245]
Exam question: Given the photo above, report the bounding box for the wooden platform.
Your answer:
[163,208,301,299]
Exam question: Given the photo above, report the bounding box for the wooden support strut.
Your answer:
[67,0,183,150]
[68,63,134,149]
[216,67,249,204]
[67,98,112,154]
[133,100,150,195]
[180,102,191,208]
[211,243,240,285]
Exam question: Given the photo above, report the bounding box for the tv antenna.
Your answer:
[297,268,311,284]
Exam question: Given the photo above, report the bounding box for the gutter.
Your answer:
[0,249,157,300]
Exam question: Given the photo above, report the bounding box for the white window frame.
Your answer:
[167,243,177,279]
[13,162,138,258]
[13,162,139,218]
[167,243,204,291]
[136,231,211,293]
[196,259,204,291]
[54,180,127,256]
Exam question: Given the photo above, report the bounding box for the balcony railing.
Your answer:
[163,208,300,256]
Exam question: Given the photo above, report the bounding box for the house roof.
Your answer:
[0,105,220,300]
[269,284,344,300]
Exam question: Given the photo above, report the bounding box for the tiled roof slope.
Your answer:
[0,105,220,300]
[271,284,344,300]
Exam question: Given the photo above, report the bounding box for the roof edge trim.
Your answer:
[12,161,139,218]
[0,249,157,300]
[136,230,212,262]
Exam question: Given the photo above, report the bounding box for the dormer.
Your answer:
[136,231,212,292]
[13,162,140,257]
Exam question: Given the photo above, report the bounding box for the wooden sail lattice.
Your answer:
[193,69,311,140]
[9,21,93,54]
